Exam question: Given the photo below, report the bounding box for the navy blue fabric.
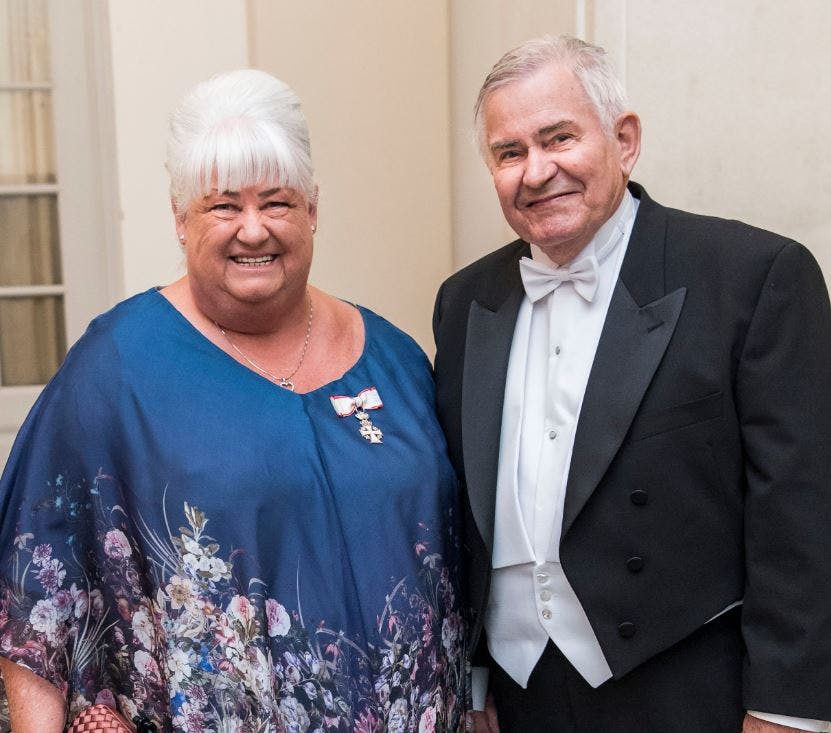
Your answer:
[0,289,465,732]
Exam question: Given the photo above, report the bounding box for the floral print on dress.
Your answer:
[0,472,466,732]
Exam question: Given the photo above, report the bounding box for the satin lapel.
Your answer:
[562,282,686,536]
[562,184,686,536]
[462,287,524,554]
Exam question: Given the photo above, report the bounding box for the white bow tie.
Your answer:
[519,254,600,303]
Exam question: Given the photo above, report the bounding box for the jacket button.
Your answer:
[630,490,648,505]
[626,556,644,572]
[618,622,636,638]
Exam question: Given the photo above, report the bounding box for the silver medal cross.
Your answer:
[354,397,383,444]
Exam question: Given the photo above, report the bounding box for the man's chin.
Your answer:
[520,218,580,246]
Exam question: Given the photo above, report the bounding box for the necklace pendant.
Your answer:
[215,289,312,392]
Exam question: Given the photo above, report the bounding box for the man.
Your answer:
[433,36,831,732]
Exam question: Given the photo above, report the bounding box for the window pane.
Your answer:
[0,0,51,84]
[0,90,56,184]
[0,296,65,385]
[0,194,61,285]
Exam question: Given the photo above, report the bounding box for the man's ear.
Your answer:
[615,112,642,176]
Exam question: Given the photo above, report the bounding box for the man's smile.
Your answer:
[522,191,578,208]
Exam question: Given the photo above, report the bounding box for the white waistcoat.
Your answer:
[486,192,636,688]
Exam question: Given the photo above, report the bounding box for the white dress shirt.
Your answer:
[476,189,830,732]
[485,191,635,689]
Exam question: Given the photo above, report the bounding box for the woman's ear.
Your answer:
[308,185,319,231]
[172,198,186,244]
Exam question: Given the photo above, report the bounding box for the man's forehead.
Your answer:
[483,65,598,140]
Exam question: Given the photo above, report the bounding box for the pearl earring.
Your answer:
[178,234,185,243]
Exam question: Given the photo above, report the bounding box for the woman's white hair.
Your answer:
[167,69,316,212]
[474,35,628,157]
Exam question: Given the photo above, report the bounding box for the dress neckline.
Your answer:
[148,287,371,396]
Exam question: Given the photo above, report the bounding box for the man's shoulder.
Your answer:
[668,206,790,245]
[632,191,825,310]
[637,186,798,262]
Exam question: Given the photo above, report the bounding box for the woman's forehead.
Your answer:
[197,174,302,199]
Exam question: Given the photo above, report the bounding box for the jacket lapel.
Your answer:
[461,244,526,553]
[562,184,686,536]
[562,282,686,535]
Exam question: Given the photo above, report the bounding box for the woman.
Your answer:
[0,70,465,732]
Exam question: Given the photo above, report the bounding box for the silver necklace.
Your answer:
[216,290,313,391]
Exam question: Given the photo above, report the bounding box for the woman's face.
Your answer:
[177,182,317,322]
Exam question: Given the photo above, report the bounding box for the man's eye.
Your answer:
[548,134,572,145]
[498,150,521,162]
[265,201,289,209]
[211,203,236,212]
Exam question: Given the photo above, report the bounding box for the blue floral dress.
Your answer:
[0,289,465,732]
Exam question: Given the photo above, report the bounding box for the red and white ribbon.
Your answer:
[329,387,383,417]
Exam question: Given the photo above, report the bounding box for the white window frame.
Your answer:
[0,1,120,467]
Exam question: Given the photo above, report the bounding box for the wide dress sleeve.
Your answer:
[0,311,169,729]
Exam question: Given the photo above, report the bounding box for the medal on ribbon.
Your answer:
[330,387,384,444]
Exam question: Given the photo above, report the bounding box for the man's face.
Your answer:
[483,62,640,264]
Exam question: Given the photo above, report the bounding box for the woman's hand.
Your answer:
[0,657,65,733]
[470,693,500,732]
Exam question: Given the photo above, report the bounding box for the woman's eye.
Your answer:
[498,150,520,162]
[211,203,236,212]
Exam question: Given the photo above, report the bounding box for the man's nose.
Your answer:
[522,149,558,189]
[237,210,269,246]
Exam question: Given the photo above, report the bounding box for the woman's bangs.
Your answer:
[205,123,300,197]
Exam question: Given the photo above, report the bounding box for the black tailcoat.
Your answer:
[432,183,831,719]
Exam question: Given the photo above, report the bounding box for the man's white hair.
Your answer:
[474,35,628,158]
[167,69,316,213]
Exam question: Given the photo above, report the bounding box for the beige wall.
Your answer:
[247,0,452,352]
[591,0,831,278]
[450,0,578,267]
[107,0,249,297]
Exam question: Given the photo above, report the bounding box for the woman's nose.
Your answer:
[237,210,269,246]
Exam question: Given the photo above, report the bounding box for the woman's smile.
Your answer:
[230,254,276,266]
